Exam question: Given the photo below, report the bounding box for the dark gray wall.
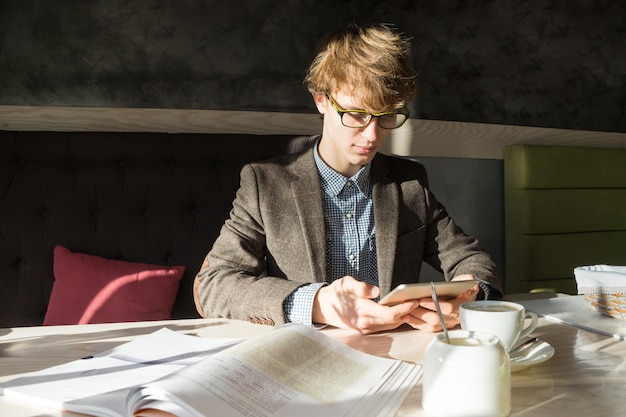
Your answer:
[1,0,625,133]
[1,1,621,283]
[415,157,504,282]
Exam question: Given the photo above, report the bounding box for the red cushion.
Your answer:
[44,245,185,325]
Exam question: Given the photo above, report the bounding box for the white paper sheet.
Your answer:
[518,295,626,340]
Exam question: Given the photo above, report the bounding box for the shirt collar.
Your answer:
[313,138,372,197]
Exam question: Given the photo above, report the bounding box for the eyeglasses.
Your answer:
[326,95,409,129]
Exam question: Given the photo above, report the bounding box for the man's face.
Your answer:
[314,89,392,177]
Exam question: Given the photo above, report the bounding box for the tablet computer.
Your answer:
[378,280,478,306]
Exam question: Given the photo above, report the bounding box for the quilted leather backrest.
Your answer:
[0,131,306,327]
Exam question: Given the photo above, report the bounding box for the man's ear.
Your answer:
[313,93,327,114]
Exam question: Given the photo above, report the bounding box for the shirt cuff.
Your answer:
[283,282,327,327]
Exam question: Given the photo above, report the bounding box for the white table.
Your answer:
[1,295,625,416]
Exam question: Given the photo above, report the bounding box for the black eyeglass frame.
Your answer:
[326,94,410,129]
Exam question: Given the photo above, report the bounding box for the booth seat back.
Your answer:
[504,144,626,294]
[0,131,305,327]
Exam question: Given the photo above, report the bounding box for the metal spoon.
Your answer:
[510,337,539,353]
[431,281,450,343]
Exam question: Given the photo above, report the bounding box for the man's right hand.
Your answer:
[311,275,420,334]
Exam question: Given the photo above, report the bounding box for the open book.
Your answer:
[1,324,421,417]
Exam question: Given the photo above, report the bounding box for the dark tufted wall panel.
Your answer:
[0,131,303,327]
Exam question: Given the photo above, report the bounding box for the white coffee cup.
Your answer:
[422,330,511,417]
[460,300,538,351]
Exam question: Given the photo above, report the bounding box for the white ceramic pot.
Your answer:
[422,330,511,417]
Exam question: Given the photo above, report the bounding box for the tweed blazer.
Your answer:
[196,141,501,325]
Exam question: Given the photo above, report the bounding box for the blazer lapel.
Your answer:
[290,151,328,282]
[372,156,399,296]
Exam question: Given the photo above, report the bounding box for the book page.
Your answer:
[128,324,420,417]
[225,326,370,404]
[0,328,243,417]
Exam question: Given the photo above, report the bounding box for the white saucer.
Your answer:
[509,339,554,372]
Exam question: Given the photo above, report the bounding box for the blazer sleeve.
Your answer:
[194,162,310,326]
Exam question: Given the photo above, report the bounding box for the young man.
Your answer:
[194,24,502,334]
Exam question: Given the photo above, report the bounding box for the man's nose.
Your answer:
[360,117,383,141]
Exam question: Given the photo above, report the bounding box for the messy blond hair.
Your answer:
[304,23,418,112]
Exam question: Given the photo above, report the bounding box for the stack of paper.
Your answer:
[1,325,421,417]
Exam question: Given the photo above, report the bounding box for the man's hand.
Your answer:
[312,276,420,334]
[404,275,480,332]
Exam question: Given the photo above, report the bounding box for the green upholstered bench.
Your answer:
[504,145,626,295]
